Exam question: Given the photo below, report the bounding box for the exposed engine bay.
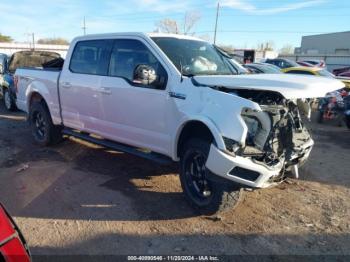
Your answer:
[217,87,314,175]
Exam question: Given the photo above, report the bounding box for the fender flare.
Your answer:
[25,81,60,125]
[172,115,226,161]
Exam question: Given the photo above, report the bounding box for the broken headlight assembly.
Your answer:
[241,115,260,146]
[241,108,271,151]
[223,136,241,155]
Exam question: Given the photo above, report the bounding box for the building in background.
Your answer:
[232,49,278,64]
[296,31,350,55]
[279,31,350,72]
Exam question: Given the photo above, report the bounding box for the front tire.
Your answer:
[179,138,242,215]
[3,88,16,111]
[29,101,62,146]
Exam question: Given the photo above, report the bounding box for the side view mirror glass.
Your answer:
[0,64,3,75]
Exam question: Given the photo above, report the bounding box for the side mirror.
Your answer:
[133,64,158,86]
[0,64,3,75]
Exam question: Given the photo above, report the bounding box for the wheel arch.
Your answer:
[174,117,225,161]
[27,91,53,121]
[28,91,45,107]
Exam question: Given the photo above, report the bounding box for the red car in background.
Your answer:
[0,204,31,262]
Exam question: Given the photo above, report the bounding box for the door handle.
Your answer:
[99,87,112,95]
[61,82,72,88]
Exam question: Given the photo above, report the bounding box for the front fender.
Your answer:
[173,116,226,160]
[202,88,262,145]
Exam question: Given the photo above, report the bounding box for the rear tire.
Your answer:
[29,101,62,146]
[3,88,16,111]
[179,138,242,215]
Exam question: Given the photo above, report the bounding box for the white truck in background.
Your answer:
[14,33,344,214]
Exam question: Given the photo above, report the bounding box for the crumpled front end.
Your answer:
[206,89,314,188]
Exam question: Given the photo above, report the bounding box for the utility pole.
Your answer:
[214,1,220,44]
[82,16,87,35]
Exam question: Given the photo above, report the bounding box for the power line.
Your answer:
[218,14,350,18]
[87,11,349,23]
[197,30,334,34]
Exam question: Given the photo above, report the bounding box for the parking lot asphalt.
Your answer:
[0,102,349,258]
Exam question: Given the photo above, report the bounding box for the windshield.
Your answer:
[152,37,233,76]
[318,69,335,78]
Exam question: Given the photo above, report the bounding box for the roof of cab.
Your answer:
[72,32,205,42]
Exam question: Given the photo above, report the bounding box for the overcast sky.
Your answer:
[0,0,349,49]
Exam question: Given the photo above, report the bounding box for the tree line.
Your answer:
[0,33,69,45]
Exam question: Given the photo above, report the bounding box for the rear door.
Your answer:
[59,40,113,131]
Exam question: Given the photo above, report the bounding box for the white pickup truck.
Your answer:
[15,33,344,214]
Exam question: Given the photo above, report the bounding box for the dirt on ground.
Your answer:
[0,102,349,260]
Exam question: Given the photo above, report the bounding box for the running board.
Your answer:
[62,129,172,165]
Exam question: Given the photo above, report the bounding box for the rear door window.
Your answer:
[70,40,113,75]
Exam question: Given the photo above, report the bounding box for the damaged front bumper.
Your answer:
[205,138,314,188]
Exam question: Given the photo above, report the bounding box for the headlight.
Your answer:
[223,137,240,154]
[241,108,271,150]
[241,115,260,145]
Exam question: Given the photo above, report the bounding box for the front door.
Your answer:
[100,39,171,155]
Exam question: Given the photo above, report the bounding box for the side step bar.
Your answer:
[62,129,173,165]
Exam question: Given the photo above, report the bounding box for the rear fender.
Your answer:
[26,80,60,125]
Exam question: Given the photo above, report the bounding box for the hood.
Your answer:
[193,74,345,99]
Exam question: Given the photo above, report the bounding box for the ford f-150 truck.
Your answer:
[14,33,344,214]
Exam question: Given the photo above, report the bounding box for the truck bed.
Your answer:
[15,68,62,124]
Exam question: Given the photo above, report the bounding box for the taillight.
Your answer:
[14,76,19,93]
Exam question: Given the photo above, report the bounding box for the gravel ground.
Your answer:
[0,102,349,260]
